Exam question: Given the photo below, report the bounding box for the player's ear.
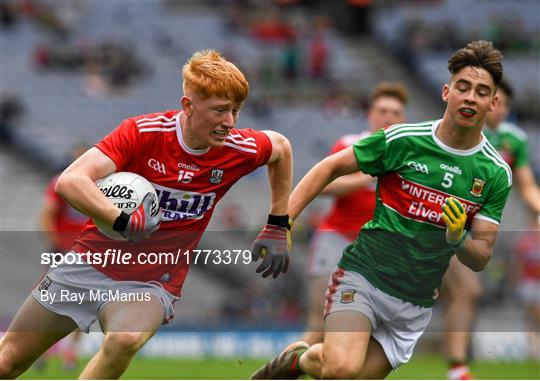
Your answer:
[181,96,193,116]
[441,84,450,103]
[488,90,498,112]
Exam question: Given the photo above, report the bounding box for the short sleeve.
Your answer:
[352,129,387,176]
[475,167,512,225]
[95,118,139,171]
[513,138,529,169]
[248,129,273,170]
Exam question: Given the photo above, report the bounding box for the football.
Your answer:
[93,172,159,240]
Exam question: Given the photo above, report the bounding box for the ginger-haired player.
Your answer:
[0,50,293,379]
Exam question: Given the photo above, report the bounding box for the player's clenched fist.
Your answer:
[251,215,292,279]
[442,197,467,248]
[113,192,162,241]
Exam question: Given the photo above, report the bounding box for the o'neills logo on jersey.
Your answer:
[178,163,200,172]
[379,172,481,227]
[99,185,135,200]
[153,184,216,221]
[440,163,462,175]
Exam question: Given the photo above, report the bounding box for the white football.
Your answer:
[93,172,159,240]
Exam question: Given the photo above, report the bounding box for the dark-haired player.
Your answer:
[252,40,512,380]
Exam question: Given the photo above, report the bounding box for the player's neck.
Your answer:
[179,112,210,151]
[437,115,483,150]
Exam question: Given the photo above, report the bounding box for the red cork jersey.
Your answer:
[73,110,272,296]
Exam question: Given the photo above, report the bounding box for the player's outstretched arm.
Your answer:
[55,147,120,225]
[263,131,293,216]
[250,131,293,278]
[442,197,499,271]
[514,165,540,214]
[289,146,359,220]
[321,172,375,197]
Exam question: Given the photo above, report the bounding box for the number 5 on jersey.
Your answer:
[441,172,454,188]
[178,170,194,184]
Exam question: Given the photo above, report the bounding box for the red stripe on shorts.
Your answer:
[324,267,345,317]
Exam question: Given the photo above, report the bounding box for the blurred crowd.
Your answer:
[402,14,538,54]
[2,1,147,97]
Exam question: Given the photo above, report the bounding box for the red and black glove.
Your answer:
[251,215,292,279]
[113,193,162,241]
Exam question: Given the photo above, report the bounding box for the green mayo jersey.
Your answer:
[338,119,512,307]
[483,121,529,169]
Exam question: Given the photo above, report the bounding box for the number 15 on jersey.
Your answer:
[178,170,194,184]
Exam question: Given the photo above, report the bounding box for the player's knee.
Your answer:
[0,346,22,379]
[321,360,361,379]
[470,282,483,301]
[0,362,14,379]
[460,282,483,303]
[103,332,148,356]
[448,281,482,304]
[301,331,324,346]
[0,358,12,379]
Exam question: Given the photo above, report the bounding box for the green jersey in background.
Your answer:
[483,121,529,169]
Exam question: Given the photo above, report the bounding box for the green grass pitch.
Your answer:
[21,355,540,379]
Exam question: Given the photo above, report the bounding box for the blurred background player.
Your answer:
[303,83,408,345]
[34,144,90,372]
[515,213,540,359]
[441,79,540,380]
[41,143,90,256]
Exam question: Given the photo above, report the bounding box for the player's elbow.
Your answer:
[55,173,68,199]
[466,254,491,272]
[55,171,77,199]
[469,262,486,272]
[273,132,292,160]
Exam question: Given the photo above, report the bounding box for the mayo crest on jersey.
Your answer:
[339,119,512,307]
[318,131,376,241]
[72,110,273,296]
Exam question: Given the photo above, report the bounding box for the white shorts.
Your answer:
[324,267,432,369]
[31,261,178,333]
[518,279,540,304]
[309,230,351,277]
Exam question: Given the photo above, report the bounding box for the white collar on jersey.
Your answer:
[431,119,486,156]
[176,111,211,155]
